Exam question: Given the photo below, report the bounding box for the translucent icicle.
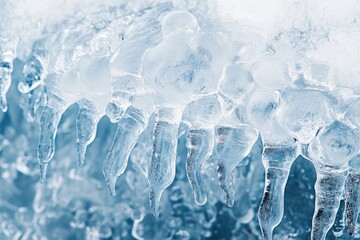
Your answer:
[332,198,345,237]
[76,100,100,167]
[24,87,44,122]
[309,121,360,240]
[186,128,214,205]
[0,59,13,112]
[215,125,258,207]
[37,98,67,183]
[103,106,148,196]
[19,41,47,93]
[345,155,360,236]
[148,108,181,217]
[311,170,347,240]
[258,140,298,240]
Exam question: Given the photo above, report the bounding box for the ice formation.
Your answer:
[2,0,360,239]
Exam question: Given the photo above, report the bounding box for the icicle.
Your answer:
[19,41,47,93]
[0,58,13,112]
[37,97,68,183]
[311,170,347,240]
[214,125,258,207]
[332,198,346,237]
[308,121,360,240]
[148,108,181,217]
[345,154,360,236]
[24,86,44,122]
[103,106,148,196]
[258,139,298,240]
[186,128,214,205]
[76,99,100,167]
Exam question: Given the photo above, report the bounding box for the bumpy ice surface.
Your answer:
[1,0,360,239]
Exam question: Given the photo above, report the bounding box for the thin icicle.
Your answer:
[332,198,346,237]
[37,87,69,183]
[76,99,100,167]
[311,170,347,240]
[258,139,298,240]
[37,97,68,183]
[186,128,214,205]
[103,106,148,196]
[19,40,47,93]
[0,59,13,112]
[215,125,258,207]
[24,86,44,122]
[345,154,360,236]
[148,108,181,217]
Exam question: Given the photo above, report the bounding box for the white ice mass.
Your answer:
[1,0,360,239]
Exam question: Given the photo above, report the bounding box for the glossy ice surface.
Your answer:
[2,0,360,239]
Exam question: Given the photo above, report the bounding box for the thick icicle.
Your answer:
[308,121,360,240]
[258,139,298,240]
[103,106,148,196]
[182,94,221,205]
[0,57,13,112]
[37,96,68,183]
[76,99,100,167]
[311,170,347,240]
[345,154,360,236]
[215,125,258,207]
[148,108,181,217]
[186,128,214,205]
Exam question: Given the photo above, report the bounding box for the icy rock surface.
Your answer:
[2,0,360,239]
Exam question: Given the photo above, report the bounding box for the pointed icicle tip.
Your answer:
[149,187,161,218]
[39,163,48,183]
[106,176,117,197]
[76,101,99,167]
[103,106,147,196]
[214,126,258,208]
[216,162,235,207]
[0,97,7,112]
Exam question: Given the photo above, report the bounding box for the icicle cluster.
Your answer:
[2,0,360,239]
